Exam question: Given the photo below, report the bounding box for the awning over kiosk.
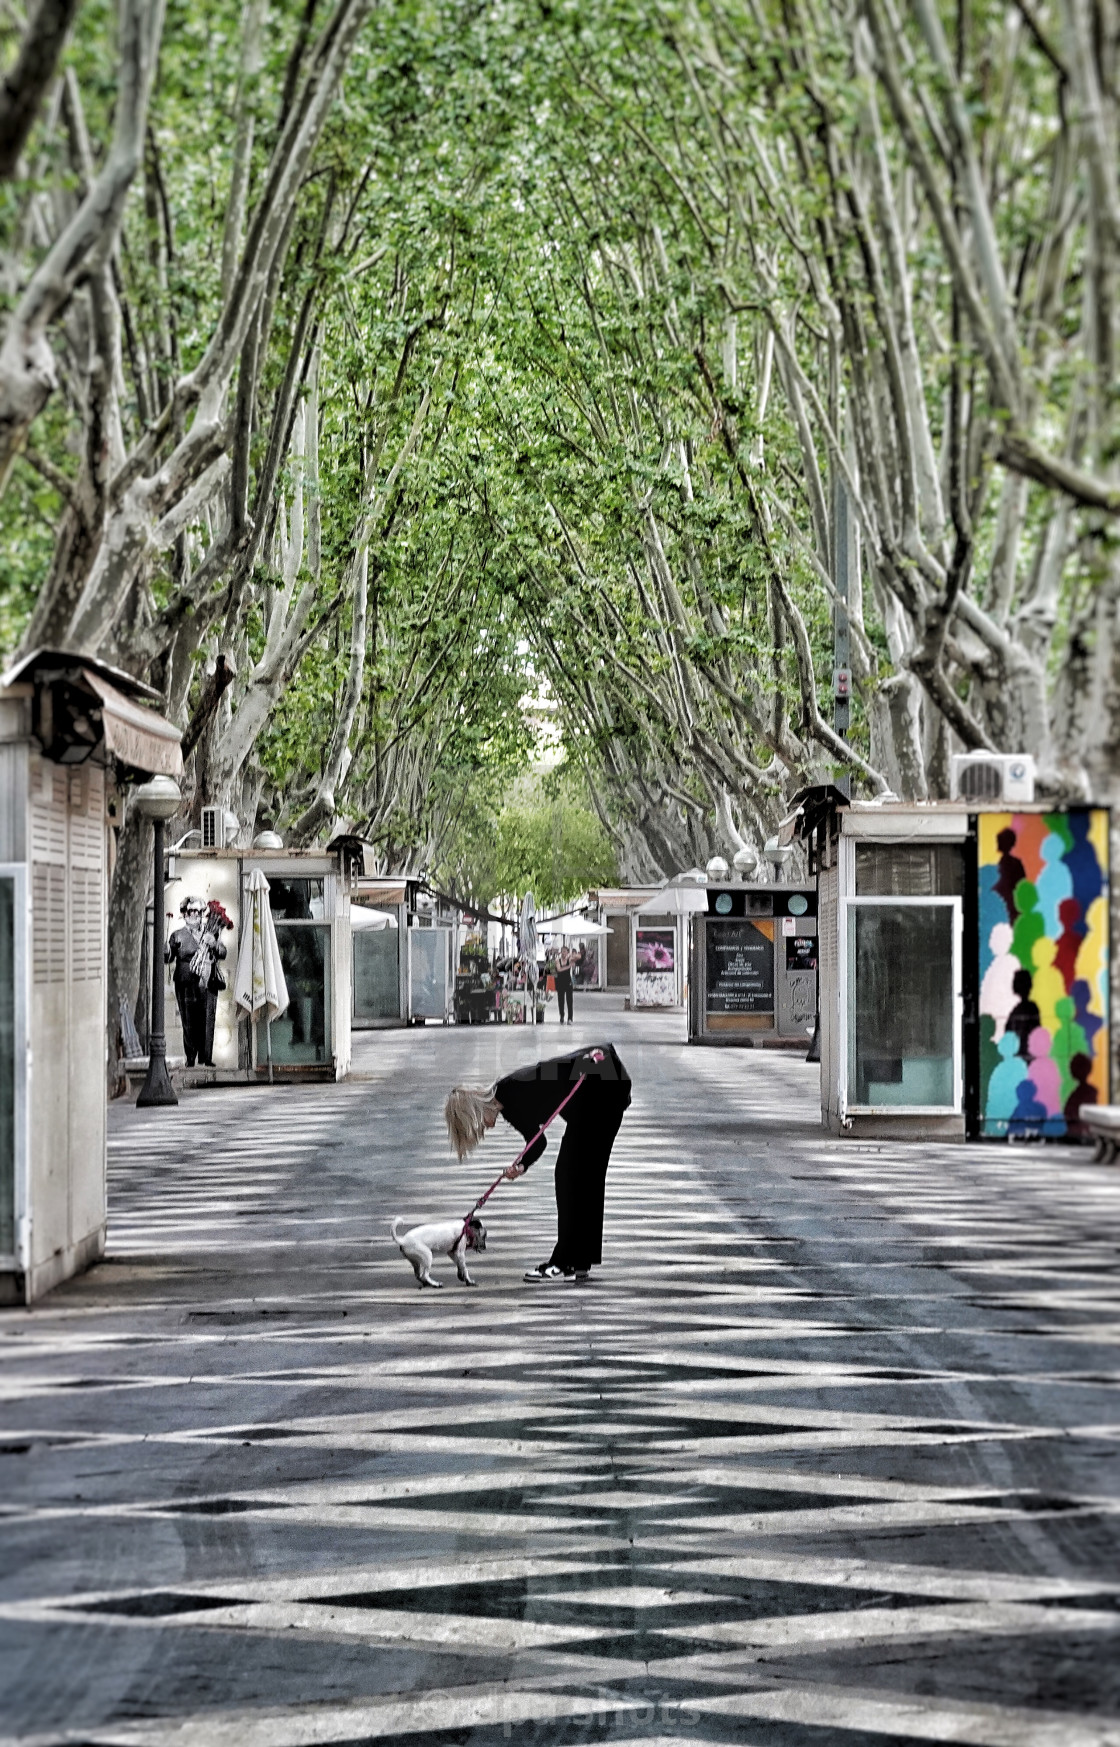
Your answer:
[80,669,183,778]
[1,647,183,778]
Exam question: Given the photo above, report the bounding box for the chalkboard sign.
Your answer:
[706,919,774,1014]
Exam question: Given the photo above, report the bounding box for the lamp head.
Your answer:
[132,775,182,821]
[763,834,794,880]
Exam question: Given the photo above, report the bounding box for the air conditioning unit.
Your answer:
[949,751,1036,804]
[200,805,225,849]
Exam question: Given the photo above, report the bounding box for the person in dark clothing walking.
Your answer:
[554,946,574,1024]
[444,1043,631,1282]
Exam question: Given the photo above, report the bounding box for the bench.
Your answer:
[122,1055,186,1093]
[1081,1105,1120,1164]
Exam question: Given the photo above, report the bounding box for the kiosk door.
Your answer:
[254,875,332,1066]
[841,897,961,1115]
[353,928,401,1023]
[409,927,451,1021]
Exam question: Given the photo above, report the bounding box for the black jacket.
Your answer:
[494,1043,631,1168]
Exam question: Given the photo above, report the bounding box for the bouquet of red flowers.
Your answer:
[190,899,234,993]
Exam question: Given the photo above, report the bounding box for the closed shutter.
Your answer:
[29,763,105,985]
[69,768,104,983]
[31,768,67,986]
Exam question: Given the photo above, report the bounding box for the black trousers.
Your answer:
[174,980,208,1066]
[202,991,218,1067]
[545,1088,628,1270]
[555,971,573,1022]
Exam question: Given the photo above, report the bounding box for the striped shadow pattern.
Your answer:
[1,1017,1119,1745]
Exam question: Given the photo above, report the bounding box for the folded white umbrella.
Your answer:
[235,870,289,1077]
[520,890,538,995]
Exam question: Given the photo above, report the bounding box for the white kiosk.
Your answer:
[0,649,183,1302]
[168,847,352,1081]
[793,784,1111,1142]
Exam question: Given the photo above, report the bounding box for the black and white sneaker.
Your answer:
[523,1263,567,1282]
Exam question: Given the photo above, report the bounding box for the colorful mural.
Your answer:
[978,810,1109,1138]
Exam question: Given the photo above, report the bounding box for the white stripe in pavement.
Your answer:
[689,1683,1120,1746]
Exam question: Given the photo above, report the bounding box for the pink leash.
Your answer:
[457,1073,587,1246]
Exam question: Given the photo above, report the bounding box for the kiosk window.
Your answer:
[855,844,962,897]
[410,928,449,1020]
[847,901,958,1108]
[267,877,325,920]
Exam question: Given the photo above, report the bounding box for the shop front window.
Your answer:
[846,900,959,1109]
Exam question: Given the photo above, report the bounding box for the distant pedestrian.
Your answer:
[555,945,574,1024]
[444,1042,631,1281]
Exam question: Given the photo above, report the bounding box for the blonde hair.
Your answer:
[444,1085,500,1160]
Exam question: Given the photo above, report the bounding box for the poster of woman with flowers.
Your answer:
[634,926,677,1007]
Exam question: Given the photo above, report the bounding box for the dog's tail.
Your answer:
[389,1216,407,1244]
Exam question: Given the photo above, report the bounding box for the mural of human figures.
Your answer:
[978,811,1109,1138]
[165,896,232,1068]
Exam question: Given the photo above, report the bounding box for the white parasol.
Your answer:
[235,869,289,1080]
[543,912,613,936]
[637,883,708,916]
[350,905,396,931]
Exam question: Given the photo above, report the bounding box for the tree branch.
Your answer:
[0,0,82,179]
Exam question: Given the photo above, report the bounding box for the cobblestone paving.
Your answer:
[2,1009,1120,1745]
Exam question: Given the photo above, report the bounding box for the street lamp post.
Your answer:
[133,776,182,1108]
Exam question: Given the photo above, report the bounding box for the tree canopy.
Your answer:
[2,0,1118,938]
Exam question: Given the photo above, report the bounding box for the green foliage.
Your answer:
[0,464,60,658]
[2,0,1107,866]
[436,763,618,907]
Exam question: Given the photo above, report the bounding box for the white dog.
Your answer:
[390,1213,487,1288]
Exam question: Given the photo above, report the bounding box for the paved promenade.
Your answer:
[3,1006,1120,1746]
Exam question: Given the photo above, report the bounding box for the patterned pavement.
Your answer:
[2,1006,1120,1745]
